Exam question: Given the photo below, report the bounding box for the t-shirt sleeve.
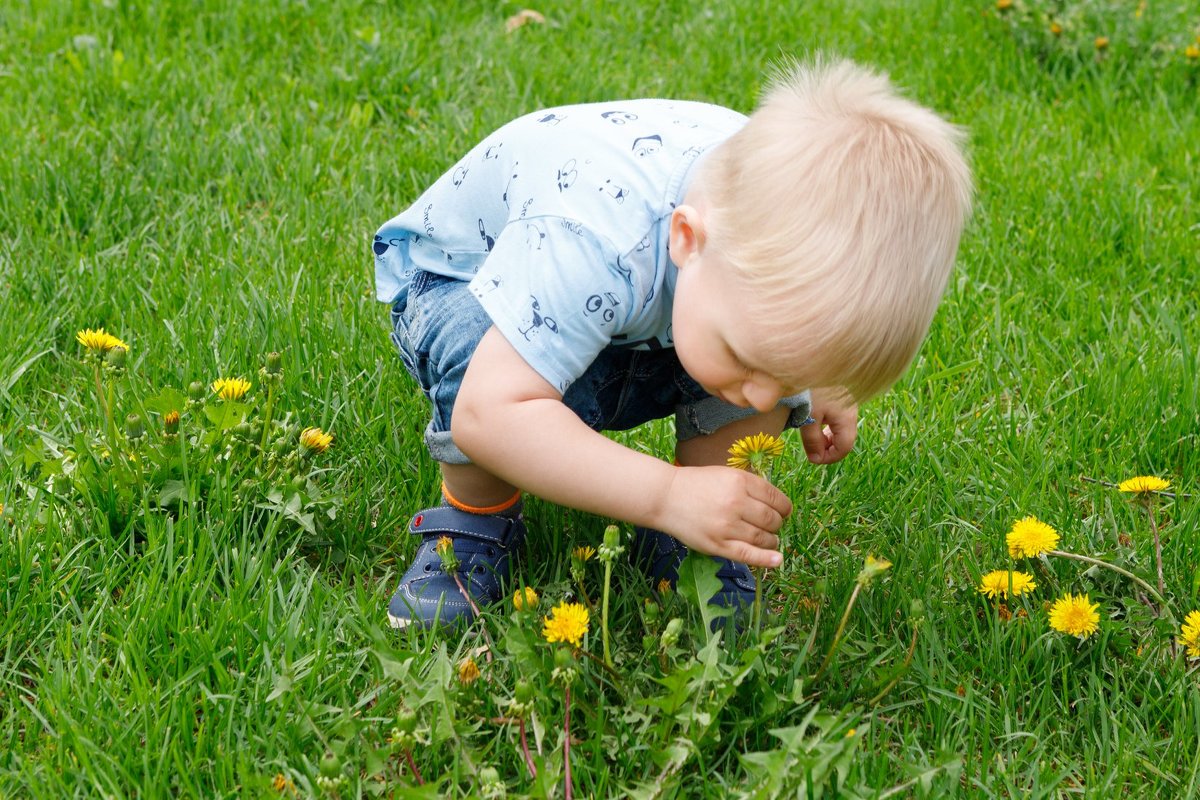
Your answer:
[468,217,636,394]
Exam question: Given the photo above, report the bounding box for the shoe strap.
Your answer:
[409,506,521,546]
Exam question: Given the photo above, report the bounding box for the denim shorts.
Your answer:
[390,270,812,465]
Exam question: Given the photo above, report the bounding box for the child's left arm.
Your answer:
[800,388,858,465]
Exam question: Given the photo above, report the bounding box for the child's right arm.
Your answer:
[451,327,790,568]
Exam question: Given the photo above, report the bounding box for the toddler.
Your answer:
[373,58,972,629]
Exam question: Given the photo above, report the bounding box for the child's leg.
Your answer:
[440,462,519,509]
[387,463,526,629]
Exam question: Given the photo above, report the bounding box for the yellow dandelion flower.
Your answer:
[1118,475,1170,494]
[434,535,459,572]
[727,432,786,473]
[1180,611,1200,659]
[272,773,294,792]
[657,578,673,594]
[1048,593,1100,639]
[542,601,589,647]
[76,328,129,354]
[977,570,1037,599]
[513,586,540,611]
[299,426,333,454]
[572,545,596,562]
[1095,36,1109,51]
[212,377,251,401]
[1050,21,1062,36]
[1006,516,1060,558]
[457,657,481,685]
[1187,44,1200,60]
[995,0,1012,9]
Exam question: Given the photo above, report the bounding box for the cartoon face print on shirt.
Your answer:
[631,135,662,157]
[373,235,403,256]
[599,179,628,204]
[584,292,621,326]
[483,143,503,160]
[601,110,638,125]
[478,219,496,252]
[452,161,470,187]
[518,295,559,341]
[538,113,566,125]
[557,159,578,192]
[503,163,520,208]
[524,222,546,251]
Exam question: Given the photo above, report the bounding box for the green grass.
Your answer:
[3,0,1200,796]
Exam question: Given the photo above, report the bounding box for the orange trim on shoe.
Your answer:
[441,482,522,515]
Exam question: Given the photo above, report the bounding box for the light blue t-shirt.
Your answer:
[373,99,747,394]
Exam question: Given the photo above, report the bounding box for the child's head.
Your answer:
[678,57,973,404]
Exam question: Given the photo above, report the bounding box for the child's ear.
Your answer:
[669,205,706,268]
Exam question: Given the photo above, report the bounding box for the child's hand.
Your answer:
[802,389,858,465]
[659,466,792,568]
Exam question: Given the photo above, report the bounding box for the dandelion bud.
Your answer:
[554,646,575,670]
[812,578,828,597]
[290,474,308,492]
[266,351,283,374]
[232,421,252,439]
[395,707,417,734]
[550,648,578,687]
[643,633,658,653]
[318,753,342,778]
[660,617,683,650]
[457,657,481,686]
[512,586,539,611]
[480,766,506,799]
[855,555,893,587]
[643,600,661,624]
[52,474,72,495]
[514,679,533,704]
[299,426,333,455]
[187,381,206,402]
[598,523,624,562]
[909,599,925,621]
[105,345,127,370]
[163,410,180,435]
[435,535,459,572]
[124,413,145,440]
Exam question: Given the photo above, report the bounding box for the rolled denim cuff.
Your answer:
[675,389,813,442]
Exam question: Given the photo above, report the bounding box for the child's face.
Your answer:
[671,247,802,413]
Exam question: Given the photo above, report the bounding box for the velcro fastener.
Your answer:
[408,506,518,545]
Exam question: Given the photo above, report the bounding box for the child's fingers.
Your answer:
[727,538,783,568]
[800,421,831,463]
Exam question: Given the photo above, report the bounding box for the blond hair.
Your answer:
[697,58,973,402]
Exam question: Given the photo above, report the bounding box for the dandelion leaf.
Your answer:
[676,552,724,636]
[143,386,188,415]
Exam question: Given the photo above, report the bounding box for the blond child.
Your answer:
[373,58,972,628]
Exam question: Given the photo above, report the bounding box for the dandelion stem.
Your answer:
[1047,549,1172,619]
[519,718,537,778]
[751,566,765,634]
[403,749,424,785]
[601,558,614,668]
[451,572,496,662]
[259,382,278,460]
[814,582,862,682]
[563,683,574,800]
[1144,500,1165,598]
[92,362,117,451]
[868,620,920,706]
[576,646,622,688]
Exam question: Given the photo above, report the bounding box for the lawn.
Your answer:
[2,0,1199,797]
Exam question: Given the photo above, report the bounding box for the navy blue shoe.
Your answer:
[629,527,755,608]
[387,505,526,630]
